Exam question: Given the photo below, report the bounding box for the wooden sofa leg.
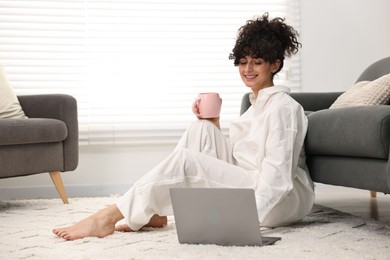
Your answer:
[369,190,378,220]
[49,171,69,204]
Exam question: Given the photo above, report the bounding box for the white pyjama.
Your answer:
[116,86,315,230]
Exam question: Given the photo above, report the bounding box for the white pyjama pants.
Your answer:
[115,120,259,231]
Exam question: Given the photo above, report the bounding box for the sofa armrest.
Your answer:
[290,92,343,112]
[18,94,79,171]
[306,106,390,159]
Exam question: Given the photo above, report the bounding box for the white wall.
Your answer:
[300,0,390,92]
[1,0,390,199]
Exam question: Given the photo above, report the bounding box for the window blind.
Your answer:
[0,0,301,145]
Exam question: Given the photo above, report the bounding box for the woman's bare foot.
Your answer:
[115,224,133,232]
[52,204,124,240]
[115,214,167,232]
[147,214,168,228]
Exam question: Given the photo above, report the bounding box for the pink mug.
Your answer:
[192,92,222,118]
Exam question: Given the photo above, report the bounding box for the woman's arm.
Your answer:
[253,102,305,223]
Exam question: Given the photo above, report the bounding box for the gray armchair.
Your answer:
[241,57,390,196]
[0,94,79,203]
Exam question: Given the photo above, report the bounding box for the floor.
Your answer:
[315,184,390,225]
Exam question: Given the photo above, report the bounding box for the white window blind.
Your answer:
[0,0,301,145]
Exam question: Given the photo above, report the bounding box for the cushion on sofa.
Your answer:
[0,65,27,119]
[0,118,67,146]
[306,106,390,159]
[330,73,390,108]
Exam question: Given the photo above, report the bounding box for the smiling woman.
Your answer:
[0,0,301,145]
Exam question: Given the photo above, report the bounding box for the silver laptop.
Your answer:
[169,188,281,247]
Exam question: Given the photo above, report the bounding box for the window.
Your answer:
[0,0,301,145]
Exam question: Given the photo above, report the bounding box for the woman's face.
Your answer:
[238,56,280,95]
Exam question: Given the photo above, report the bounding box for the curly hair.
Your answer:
[229,13,301,75]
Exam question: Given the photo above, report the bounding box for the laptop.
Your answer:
[169,188,281,247]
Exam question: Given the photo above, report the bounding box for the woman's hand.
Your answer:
[192,100,221,129]
[192,97,221,129]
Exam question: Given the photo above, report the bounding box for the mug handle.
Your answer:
[192,97,202,118]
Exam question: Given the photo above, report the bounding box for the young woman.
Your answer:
[53,13,315,240]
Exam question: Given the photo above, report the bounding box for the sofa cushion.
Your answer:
[330,73,390,108]
[0,65,27,119]
[0,118,67,145]
[306,106,390,159]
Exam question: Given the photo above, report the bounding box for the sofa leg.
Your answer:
[49,171,69,204]
[369,190,378,220]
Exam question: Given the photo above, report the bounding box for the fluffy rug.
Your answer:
[1,196,390,260]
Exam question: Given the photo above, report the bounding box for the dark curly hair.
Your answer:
[229,13,301,75]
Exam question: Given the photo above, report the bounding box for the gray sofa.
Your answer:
[0,94,79,203]
[241,57,390,195]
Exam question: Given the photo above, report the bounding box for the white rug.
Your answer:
[1,196,390,260]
